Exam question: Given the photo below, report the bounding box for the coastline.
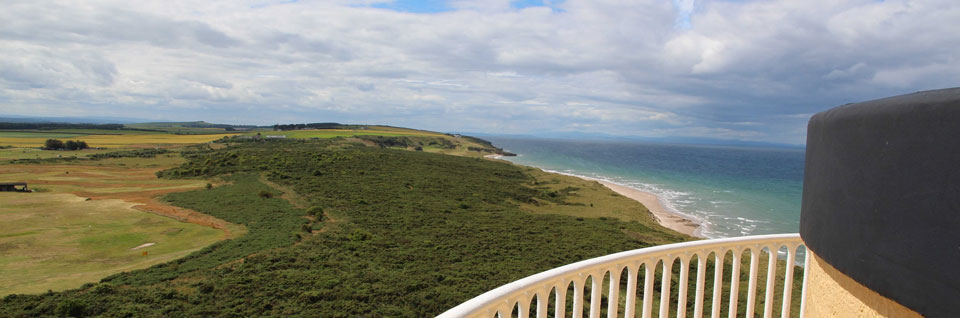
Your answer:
[580,177,701,237]
[485,154,703,237]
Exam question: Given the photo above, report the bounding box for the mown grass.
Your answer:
[0,192,224,296]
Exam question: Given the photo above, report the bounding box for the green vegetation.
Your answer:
[3,148,171,164]
[0,123,124,130]
[0,135,802,317]
[88,148,169,159]
[43,139,89,150]
[125,121,254,135]
[0,131,87,138]
[0,138,690,316]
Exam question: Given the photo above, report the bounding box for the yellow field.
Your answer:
[0,133,237,148]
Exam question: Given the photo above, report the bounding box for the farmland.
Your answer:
[0,133,236,149]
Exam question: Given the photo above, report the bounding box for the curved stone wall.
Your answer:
[802,250,920,318]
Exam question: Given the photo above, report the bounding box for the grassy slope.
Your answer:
[0,138,690,317]
[0,136,802,317]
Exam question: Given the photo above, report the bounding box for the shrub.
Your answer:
[307,207,324,220]
[92,283,115,295]
[43,139,65,150]
[55,299,86,317]
[257,190,273,199]
[197,282,214,294]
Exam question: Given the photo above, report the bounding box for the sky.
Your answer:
[1,0,958,145]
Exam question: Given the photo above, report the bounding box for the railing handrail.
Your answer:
[438,233,807,318]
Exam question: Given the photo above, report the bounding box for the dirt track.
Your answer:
[0,164,240,238]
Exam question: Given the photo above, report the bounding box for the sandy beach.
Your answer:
[484,154,703,237]
[587,178,701,237]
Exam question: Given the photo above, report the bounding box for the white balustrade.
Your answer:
[438,234,808,318]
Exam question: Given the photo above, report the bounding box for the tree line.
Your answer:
[272,123,347,131]
[44,139,89,150]
[0,122,124,130]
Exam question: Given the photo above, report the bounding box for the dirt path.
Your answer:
[257,173,339,233]
[0,164,243,238]
[258,174,309,209]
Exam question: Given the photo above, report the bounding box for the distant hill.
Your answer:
[0,115,147,124]
[464,131,806,149]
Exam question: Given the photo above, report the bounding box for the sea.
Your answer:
[484,136,806,239]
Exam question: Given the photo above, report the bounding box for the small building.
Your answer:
[0,182,28,192]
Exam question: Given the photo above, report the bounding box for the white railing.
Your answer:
[439,234,810,318]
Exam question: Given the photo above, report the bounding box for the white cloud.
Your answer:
[1,0,958,144]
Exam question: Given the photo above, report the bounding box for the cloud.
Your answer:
[1,0,958,145]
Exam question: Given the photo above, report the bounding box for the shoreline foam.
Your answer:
[485,154,703,237]
[575,176,701,237]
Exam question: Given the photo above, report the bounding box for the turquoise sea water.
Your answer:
[485,137,806,238]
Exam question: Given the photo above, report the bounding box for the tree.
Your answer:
[61,140,89,150]
[44,139,65,150]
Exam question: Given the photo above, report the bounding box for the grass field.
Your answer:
[0,133,236,148]
[0,131,88,138]
[252,127,445,139]
[0,147,116,161]
[124,122,240,134]
[0,192,224,295]
[0,156,239,296]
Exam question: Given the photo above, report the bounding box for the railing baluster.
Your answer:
[608,267,623,318]
[590,272,602,318]
[711,252,724,318]
[799,247,810,318]
[642,262,654,318]
[677,255,690,318]
[780,246,796,318]
[573,278,585,318]
[520,297,530,318]
[537,290,548,318]
[660,258,673,318]
[498,303,512,318]
[436,234,808,318]
[694,253,706,318]
[763,246,777,318]
[624,264,639,318]
[728,250,741,318]
[746,248,760,318]
[556,282,568,318]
